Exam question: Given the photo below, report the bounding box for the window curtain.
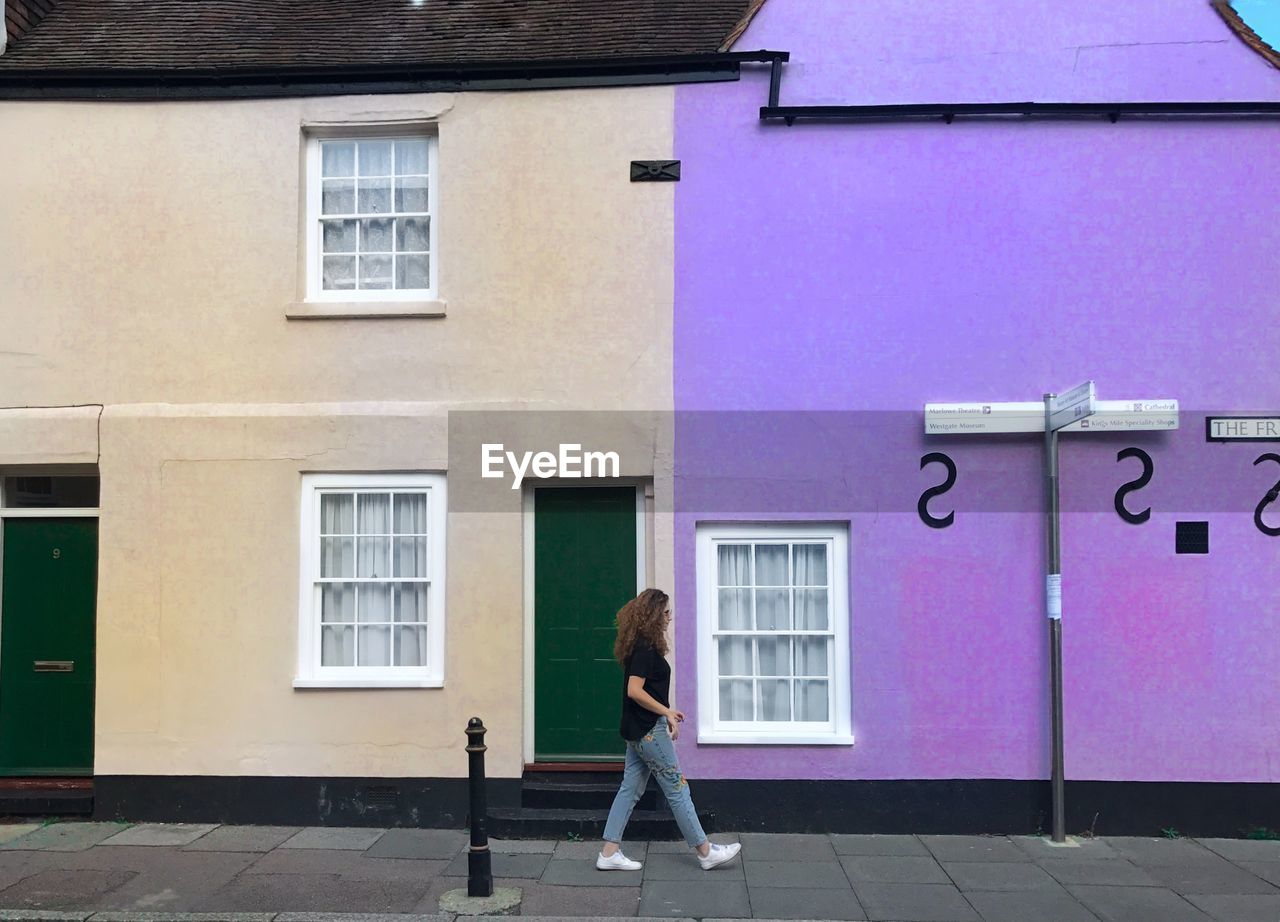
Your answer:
[715,541,833,724]
[793,543,829,720]
[716,544,754,720]
[318,491,429,668]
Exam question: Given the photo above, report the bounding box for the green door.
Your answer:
[0,519,98,775]
[534,487,637,761]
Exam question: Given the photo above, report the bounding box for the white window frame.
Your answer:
[295,473,447,688]
[304,129,439,303]
[695,522,853,745]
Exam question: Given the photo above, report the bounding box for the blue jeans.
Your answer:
[602,717,707,849]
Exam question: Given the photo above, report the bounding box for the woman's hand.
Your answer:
[666,709,685,740]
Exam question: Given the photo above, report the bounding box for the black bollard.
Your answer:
[465,717,493,898]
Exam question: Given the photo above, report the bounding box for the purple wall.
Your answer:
[673,1,1280,782]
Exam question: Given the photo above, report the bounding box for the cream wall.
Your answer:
[0,86,676,778]
[0,88,674,407]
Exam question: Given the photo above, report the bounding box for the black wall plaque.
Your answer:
[1175,521,1209,554]
[630,160,681,182]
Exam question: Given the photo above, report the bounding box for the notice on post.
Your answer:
[1046,574,1062,620]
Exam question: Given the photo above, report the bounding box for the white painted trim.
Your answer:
[304,136,322,301]
[694,522,854,746]
[295,472,447,688]
[286,300,446,320]
[101,402,457,417]
[696,732,855,746]
[0,406,101,422]
[634,485,647,594]
[98,400,643,418]
[522,482,648,764]
[304,132,438,305]
[301,114,452,132]
[0,508,100,519]
[521,488,536,764]
[293,678,443,689]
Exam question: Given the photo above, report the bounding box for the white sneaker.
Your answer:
[596,850,643,871]
[698,841,742,870]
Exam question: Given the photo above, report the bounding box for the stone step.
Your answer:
[521,780,657,811]
[487,806,713,840]
[0,788,93,816]
[521,770,625,786]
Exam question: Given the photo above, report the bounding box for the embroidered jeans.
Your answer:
[602,717,707,848]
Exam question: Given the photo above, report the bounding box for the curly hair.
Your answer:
[614,588,670,663]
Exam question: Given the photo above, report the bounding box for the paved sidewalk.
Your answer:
[0,822,1278,921]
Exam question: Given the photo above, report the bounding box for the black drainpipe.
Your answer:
[758,57,1280,123]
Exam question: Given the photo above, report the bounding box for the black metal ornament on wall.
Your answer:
[630,160,681,182]
[918,452,956,529]
[1114,447,1153,525]
[915,447,1280,541]
[1254,453,1280,537]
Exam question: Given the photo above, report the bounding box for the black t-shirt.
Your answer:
[619,638,671,741]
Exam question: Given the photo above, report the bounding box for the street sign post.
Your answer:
[1042,391,1073,845]
[924,384,1178,844]
[1047,381,1096,431]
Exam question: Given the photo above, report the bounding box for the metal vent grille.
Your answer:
[363,785,400,809]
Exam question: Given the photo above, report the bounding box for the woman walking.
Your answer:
[597,588,742,871]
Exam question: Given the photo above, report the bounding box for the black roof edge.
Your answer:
[0,50,789,101]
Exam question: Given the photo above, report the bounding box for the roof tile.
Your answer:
[0,0,756,71]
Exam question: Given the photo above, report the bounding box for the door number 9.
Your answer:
[52,548,61,559]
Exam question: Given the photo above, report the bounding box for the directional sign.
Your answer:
[924,402,1044,434]
[1061,400,1179,432]
[1047,381,1096,431]
[927,398,1178,434]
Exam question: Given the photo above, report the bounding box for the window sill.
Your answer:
[293,677,444,689]
[697,732,855,746]
[286,300,446,320]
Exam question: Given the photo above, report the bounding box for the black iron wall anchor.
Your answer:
[465,717,493,898]
[631,160,681,182]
